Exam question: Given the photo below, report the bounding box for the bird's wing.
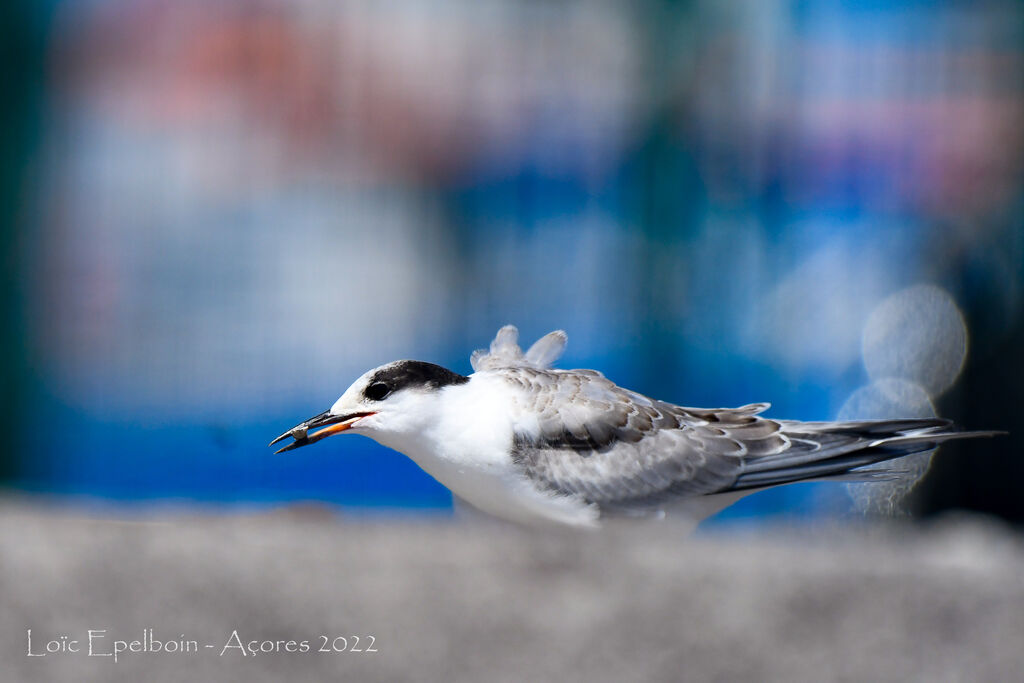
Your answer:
[500,365,791,512]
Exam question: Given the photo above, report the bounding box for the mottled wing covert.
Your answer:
[502,365,791,512]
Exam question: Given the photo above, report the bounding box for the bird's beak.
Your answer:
[269,410,376,454]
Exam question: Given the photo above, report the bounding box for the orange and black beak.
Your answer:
[269,410,376,454]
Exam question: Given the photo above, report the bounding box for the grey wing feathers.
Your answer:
[513,375,998,512]
[504,364,791,511]
[733,422,1003,490]
[483,326,1001,516]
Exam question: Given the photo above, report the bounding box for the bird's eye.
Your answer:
[365,382,391,401]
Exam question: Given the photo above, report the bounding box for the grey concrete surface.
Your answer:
[2,497,1023,682]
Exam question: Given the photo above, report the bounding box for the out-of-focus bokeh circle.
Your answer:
[839,377,936,422]
[861,284,968,399]
[839,378,936,517]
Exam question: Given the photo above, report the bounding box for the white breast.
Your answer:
[372,374,600,528]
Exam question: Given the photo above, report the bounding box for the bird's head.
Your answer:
[270,360,470,453]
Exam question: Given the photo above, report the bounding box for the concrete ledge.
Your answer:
[3,499,1023,682]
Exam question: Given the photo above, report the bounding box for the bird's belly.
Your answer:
[408,453,599,528]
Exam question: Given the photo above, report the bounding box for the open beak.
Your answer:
[269,410,376,454]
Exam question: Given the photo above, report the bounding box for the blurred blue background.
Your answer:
[3,0,1022,524]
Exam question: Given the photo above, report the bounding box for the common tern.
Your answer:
[271,326,1001,528]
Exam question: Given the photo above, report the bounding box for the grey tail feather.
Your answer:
[783,417,952,434]
[731,424,1005,492]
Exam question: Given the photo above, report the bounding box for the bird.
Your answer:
[270,325,1002,529]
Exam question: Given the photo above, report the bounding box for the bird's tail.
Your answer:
[732,418,1004,490]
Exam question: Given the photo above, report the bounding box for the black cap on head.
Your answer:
[363,360,469,401]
